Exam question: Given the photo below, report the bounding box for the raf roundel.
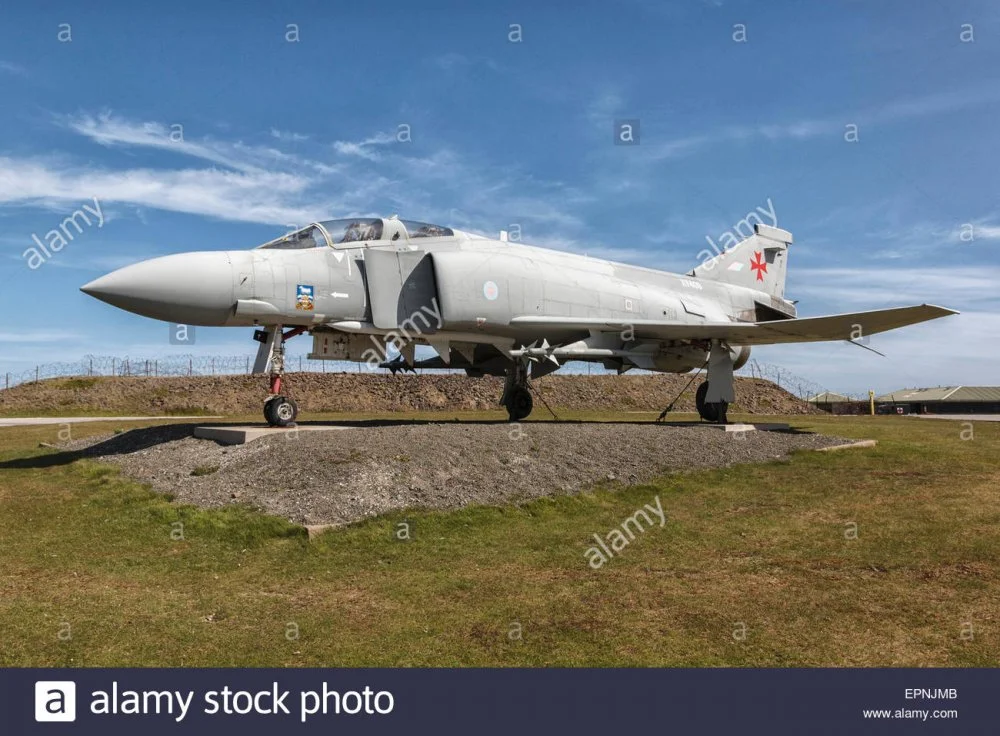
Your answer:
[483,280,499,301]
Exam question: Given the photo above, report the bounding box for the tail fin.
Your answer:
[691,224,792,299]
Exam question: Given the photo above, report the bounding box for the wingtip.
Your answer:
[924,304,961,316]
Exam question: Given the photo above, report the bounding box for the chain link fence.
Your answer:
[0,354,372,390]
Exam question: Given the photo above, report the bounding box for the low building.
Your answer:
[807,391,852,413]
[875,387,1000,415]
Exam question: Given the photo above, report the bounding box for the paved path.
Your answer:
[914,414,1000,422]
[0,416,221,427]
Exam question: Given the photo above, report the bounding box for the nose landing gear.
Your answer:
[253,324,305,427]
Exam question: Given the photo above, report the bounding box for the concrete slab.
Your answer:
[194,424,353,445]
[662,421,791,432]
[816,439,878,452]
[0,416,221,428]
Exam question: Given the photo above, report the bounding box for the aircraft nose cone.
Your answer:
[81,251,235,325]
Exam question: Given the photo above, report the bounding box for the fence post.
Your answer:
[246,356,250,374]
[112,358,116,376]
[189,358,193,376]
[155,360,158,377]
[35,366,39,383]
[88,358,93,376]
[211,358,215,375]
[5,373,8,390]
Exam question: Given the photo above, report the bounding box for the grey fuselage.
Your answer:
[81,228,790,374]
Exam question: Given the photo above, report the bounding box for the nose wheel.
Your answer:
[264,396,298,427]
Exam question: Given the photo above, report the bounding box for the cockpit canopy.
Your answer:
[257,217,455,250]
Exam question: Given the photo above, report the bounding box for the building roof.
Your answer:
[807,391,852,403]
[875,386,1000,403]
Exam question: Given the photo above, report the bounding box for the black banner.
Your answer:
[3,668,993,734]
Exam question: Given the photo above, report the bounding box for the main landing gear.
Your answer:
[500,359,533,421]
[253,324,305,427]
[695,381,728,424]
[695,340,735,424]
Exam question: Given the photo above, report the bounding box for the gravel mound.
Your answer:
[73,422,846,525]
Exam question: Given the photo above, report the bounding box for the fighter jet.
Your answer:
[80,215,957,426]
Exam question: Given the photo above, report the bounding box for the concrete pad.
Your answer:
[663,421,790,432]
[0,416,221,428]
[194,424,354,445]
[816,439,878,452]
[304,524,339,540]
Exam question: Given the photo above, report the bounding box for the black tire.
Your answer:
[695,382,720,423]
[263,397,278,425]
[264,396,298,427]
[507,386,533,422]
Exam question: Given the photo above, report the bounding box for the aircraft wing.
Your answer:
[509,304,958,346]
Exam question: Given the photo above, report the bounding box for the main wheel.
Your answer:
[264,396,298,427]
[506,386,533,422]
[695,382,721,423]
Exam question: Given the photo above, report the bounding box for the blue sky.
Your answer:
[1,0,998,395]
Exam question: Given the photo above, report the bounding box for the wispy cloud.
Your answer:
[644,87,1000,161]
[792,266,1000,311]
[0,155,324,225]
[270,128,309,142]
[0,61,26,76]
[2,112,587,232]
[332,132,399,162]
[64,112,338,175]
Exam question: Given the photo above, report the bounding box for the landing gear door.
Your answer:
[364,249,440,331]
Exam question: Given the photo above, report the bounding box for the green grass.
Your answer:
[0,413,997,667]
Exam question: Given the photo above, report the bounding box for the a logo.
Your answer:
[295,284,315,311]
[35,681,76,722]
[749,251,767,282]
[483,280,499,301]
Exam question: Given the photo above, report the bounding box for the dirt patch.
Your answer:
[71,422,847,525]
[1,373,821,416]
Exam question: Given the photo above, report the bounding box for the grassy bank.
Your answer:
[0,414,996,666]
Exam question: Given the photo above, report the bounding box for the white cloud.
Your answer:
[332,132,399,161]
[645,86,1000,161]
[0,156,326,225]
[0,330,80,343]
[65,112,337,175]
[270,128,309,142]
[792,266,1000,311]
[0,61,26,76]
